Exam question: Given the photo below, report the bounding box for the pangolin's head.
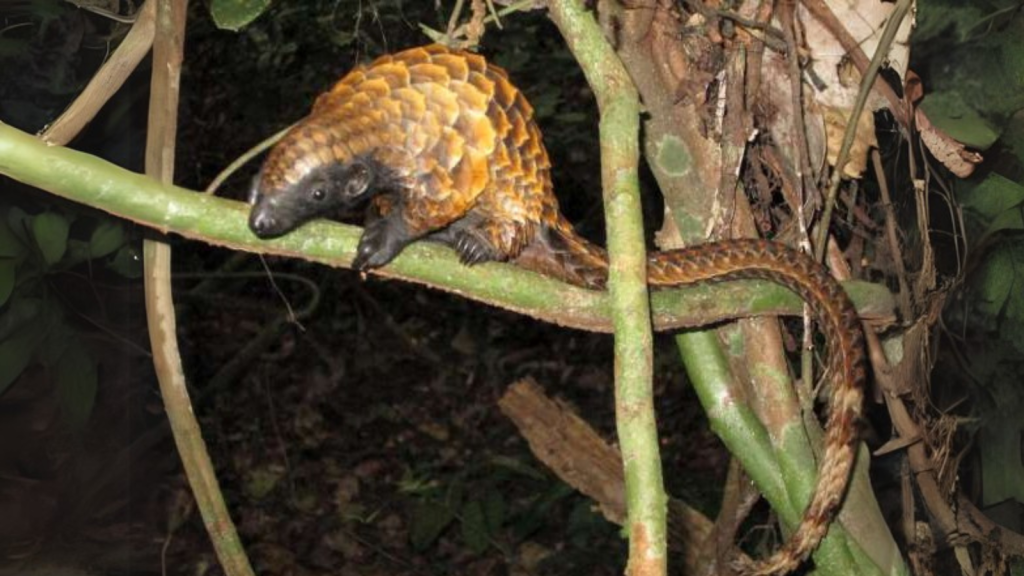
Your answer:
[248,118,388,239]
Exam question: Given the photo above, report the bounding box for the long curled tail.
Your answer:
[518,217,866,576]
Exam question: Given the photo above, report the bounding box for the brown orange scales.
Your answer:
[248,44,866,576]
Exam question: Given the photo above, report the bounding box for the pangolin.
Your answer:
[247,44,866,576]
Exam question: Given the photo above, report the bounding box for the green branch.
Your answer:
[0,120,892,333]
[0,119,897,332]
[547,1,665,573]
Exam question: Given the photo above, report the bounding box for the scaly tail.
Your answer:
[522,219,866,576]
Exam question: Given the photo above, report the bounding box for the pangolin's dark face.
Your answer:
[248,159,376,239]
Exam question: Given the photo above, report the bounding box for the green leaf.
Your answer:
[985,209,1024,239]
[567,499,607,545]
[244,466,284,500]
[6,205,31,246]
[409,500,455,551]
[209,0,272,31]
[482,488,506,535]
[0,320,44,395]
[971,243,1024,352]
[919,91,1001,150]
[460,500,490,554]
[0,297,42,341]
[31,212,69,266]
[64,240,92,268]
[960,174,1024,221]
[978,416,1024,506]
[555,112,588,123]
[511,483,573,540]
[1004,112,1024,162]
[28,0,65,22]
[0,38,29,59]
[0,260,14,307]
[488,455,547,480]
[913,0,983,44]
[0,207,27,259]
[37,320,72,367]
[54,341,97,429]
[88,220,124,258]
[108,244,143,278]
[958,174,1024,243]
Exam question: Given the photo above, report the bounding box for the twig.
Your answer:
[814,0,914,262]
[799,0,907,126]
[204,122,297,196]
[64,0,138,23]
[422,0,537,44]
[871,149,911,318]
[43,0,156,145]
[445,0,467,38]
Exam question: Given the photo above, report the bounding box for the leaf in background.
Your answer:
[511,482,573,540]
[88,220,124,259]
[488,455,546,480]
[566,499,607,546]
[971,243,1024,352]
[27,0,66,22]
[958,174,1024,243]
[0,207,27,260]
[108,244,143,278]
[0,260,14,307]
[919,91,1001,150]
[460,500,490,554]
[0,297,42,341]
[913,0,984,44]
[409,500,456,551]
[244,465,285,500]
[960,174,1024,220]
[978,415,1024,507]
[527,90,561,120]
[37,319,72,368]
[482,488,506,535]
[54,340,97,430]
[1003,112,1024,162]
[209,0,272,31]
[31,212,69,266]
[0,38,29,59]
[554,112,587,124]
[0,319,44,395]
[920,18,1024,148]
[983,208,1024,240]
[63,239,92,268]
[6,205,31,246]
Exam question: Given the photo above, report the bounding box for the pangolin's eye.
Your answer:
[311,187,326,201]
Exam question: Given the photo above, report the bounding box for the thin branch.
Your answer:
[43,0,156,145]
[144,1,255,574]
[813,0,914,261]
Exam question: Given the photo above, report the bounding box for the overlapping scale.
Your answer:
[260,44,557,254]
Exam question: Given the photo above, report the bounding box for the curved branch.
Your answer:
[0,121,893,332]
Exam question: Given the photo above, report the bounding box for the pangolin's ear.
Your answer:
[343,161,372,198]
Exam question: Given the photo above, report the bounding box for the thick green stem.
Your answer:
[0,121,893,334]
[547,2,666,574]
[548,2,667,569]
